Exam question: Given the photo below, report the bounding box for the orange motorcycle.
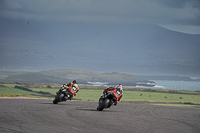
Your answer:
[97,87,121,111]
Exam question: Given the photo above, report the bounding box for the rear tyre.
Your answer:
[97,98,110,111]
[53,93,64,104]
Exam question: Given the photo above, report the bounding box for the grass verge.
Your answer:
[0,82,200,108]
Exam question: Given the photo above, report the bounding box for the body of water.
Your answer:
[86,81,200,91]
[135,80,200,91]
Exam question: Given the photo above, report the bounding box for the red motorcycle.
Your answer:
[53,85,76,104]
[97,87,121,111]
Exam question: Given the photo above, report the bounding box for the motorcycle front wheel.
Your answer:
[53,93,64,104]
[97,98,110,111]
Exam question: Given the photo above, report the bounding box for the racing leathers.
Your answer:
[63,82,79,100]
[103,84,123,106]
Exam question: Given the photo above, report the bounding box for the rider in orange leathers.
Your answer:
[103,84,123,106]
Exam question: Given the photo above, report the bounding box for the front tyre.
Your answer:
[97,98,110,111]
[53,93,64,104]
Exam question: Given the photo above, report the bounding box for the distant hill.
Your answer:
[0,69,153,86]
[1,69,199,87]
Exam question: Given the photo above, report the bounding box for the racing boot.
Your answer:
[69,96,73,101]
[114,101,118,106]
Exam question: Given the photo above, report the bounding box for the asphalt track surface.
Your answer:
[0,99,200,133]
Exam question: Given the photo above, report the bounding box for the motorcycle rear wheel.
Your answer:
[97,98,110,111]
[53,93,64,104]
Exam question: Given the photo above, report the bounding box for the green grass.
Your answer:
[30,88,103,101]
[0,86,41,95]
[75,89,103,101]
[1,82,200,108]
[29,88,57,94]
[122,91,200,104]
[0,93,49,99]
[30,88,200,104]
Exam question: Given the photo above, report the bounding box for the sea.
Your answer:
[87,81,200,91]
[149,80,200,91]
[130,80,200,91]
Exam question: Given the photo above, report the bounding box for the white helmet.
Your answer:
[117,84,122,89]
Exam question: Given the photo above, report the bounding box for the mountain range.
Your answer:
[0,69,154,86]
[0,69,199,87]
[0,20,200,77]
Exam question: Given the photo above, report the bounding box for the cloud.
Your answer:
[0,0,200,33]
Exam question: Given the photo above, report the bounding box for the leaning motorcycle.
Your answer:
[53,85,75,104]
[97,88,121,111]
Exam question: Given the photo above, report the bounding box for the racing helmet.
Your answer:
[72,83,78,91]
[73,80,77,84]
[117,84,122,89]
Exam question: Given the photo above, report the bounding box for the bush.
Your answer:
[47,85,51,88]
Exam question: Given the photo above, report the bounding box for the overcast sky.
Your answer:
[0,0,200,34]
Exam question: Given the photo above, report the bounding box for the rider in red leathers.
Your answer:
[63,80,79,100]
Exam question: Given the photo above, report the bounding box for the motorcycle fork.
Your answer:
[99,98,104,104]
[107,100,113,108]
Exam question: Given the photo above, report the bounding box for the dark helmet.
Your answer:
[73,80,77,84]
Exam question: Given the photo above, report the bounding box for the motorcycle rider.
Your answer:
[63,80,79,100]
[114,84,123,105]
[102,84,123,106]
